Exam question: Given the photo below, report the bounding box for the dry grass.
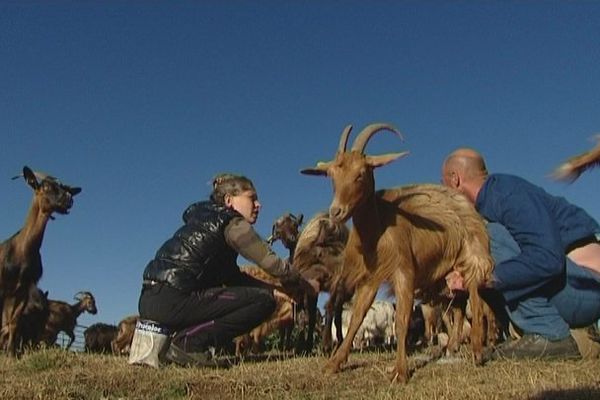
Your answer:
[0,347,599,400]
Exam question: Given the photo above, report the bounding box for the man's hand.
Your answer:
[445,270,465,292]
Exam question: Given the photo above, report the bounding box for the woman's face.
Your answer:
[225,190,261,224]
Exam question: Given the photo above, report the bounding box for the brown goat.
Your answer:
[265,212,305,352]
[0,166,81,355]
[269,211,349,353]
[266,212,304,261]
[112,314,139,355]
[290,212,349,353]
[39,291,97,349]
[84,323,118,353]
[301,123,494,383]
[553,134,600,182]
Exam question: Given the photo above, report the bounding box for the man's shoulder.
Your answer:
[487,173,527,184]
[485,173,538,193]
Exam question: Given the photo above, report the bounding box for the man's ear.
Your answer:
[450,171,460,188]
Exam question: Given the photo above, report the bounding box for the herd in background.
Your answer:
[0,125,599,383]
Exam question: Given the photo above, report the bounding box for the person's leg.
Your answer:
[486,223,571,340]
[169,286,276,352]
[550,258,600,327]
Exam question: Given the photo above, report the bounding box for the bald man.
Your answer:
[442,148,600,360]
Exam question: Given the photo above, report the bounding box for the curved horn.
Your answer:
[266,222,278,245]
[350,123,403,154]
[74,291,88,300]
[11,170,54,181]
[337,124,353,154]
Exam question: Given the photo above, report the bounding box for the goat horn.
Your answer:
[337,125,353,154]
[350,123,403,154]
[74,291,87,300]
[11,171,54,181]
[266,234,275,245]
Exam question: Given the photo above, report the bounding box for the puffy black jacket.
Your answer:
[142,201,243,292]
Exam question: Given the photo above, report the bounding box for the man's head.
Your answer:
[441,148,488,203]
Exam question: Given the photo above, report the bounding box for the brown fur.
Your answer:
[553,135,600,182]
[84,323,118,353]
[0,167,80,355]
[288,212,349,353]
[267,212,303,260]
[39,291,97,349]
[301,123,494,383]
[111,314,139,355]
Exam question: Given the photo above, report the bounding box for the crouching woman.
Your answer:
[138,173,306,367]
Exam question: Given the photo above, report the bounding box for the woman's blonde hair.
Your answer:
[210,173,255,205]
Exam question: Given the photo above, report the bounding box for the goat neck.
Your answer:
[16,195,53,257]
[348,193,383,255]
[71,300,88,318]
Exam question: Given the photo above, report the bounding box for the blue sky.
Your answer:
[1,1,600,328]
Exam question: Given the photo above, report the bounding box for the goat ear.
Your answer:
[300,161,332,176]
[68,186,82,196]
[23,166,39,190]
[366,151,410,168]
[297,213,304,225]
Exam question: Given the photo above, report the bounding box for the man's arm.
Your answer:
[488,191,565,302]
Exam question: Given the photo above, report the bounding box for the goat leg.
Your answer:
[445,296,466,355]
[390,270,414,384]
[324,283,378,374]
[467,285,485,365]
[322,297,335,353]
[304,293,318,354]
[2,295,26,356]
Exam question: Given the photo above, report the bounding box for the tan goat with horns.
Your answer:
[301,123,494,383]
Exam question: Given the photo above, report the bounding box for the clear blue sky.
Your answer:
[1,1,599,328]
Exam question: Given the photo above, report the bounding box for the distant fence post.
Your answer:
[56,324,87,352]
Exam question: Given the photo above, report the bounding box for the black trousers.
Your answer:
[138,283,276,352]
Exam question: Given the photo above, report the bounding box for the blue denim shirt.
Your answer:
[475,173,600,302]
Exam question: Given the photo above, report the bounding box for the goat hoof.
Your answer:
[323,361,340,375]
[474,349,491,365]
[390,368,409,384]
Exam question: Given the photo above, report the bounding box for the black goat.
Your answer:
[84,323,119,353]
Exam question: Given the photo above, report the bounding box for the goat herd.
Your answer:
[1,124,599,384]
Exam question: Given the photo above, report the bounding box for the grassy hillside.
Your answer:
[1,347,598,400]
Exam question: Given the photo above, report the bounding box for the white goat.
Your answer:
[332,300,396,350]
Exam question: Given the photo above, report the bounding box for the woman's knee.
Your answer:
[253,288,277,313]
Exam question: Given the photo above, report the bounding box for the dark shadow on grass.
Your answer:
[235,352,305,364]
[528,387,600,400]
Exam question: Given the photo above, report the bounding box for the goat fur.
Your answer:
[301,123,494,383]
[0,166,80,355]
[277,211,349,353]
[84,322,119,353]
[112,314,139,355]
[38,291,98,349]
[553,135,600,182]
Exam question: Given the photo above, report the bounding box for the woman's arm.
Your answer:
[225,217,301,280]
